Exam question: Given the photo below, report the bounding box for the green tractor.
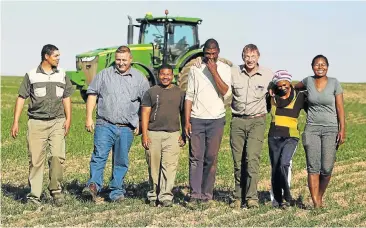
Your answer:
[66,10,232,101]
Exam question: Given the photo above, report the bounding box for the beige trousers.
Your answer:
[145,131,181,202]
[27,118,66,199]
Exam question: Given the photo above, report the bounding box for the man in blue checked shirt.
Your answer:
[82,46,150,202]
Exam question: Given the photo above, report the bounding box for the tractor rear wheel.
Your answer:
[177,57,233,91]
[177,59,196,91]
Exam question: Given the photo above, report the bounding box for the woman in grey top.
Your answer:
[295,54,346,208]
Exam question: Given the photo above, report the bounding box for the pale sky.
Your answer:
[1,1,366,82]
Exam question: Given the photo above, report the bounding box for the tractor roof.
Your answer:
[136,13,202,24]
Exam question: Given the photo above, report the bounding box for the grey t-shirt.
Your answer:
[302,76,343,127]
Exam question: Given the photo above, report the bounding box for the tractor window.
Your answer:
[171,25,195,47]
[141,23,164,46]
[168,24,196,64]
[140,22,197,64]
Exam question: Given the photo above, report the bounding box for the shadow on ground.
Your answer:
[2,180,306,209]
[1,183,29,201]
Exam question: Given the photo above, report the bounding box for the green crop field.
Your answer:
[1,76,366,226]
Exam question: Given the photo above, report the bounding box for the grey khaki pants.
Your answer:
[230,116,266,202]
[302,125,338,176]
[145,131,181,202]
[27,118,66,199]
[189,117,225,200]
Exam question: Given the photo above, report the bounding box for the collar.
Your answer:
[36,64,59,74]
[158,84,175,90]
[114,66,132,77]
[239,64,263,76]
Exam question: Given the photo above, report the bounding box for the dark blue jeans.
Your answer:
[87,120,134,201]
[268,137,299,204]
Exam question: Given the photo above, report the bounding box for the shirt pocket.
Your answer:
[55,82,66,98]
[232,83,245,97]
[56,86,65,98]
[33,84,47,97]
[253,83,267,98]
[34,87,46,97]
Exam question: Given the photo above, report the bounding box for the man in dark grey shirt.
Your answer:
[141,64,185,207]
[82,46,150,202]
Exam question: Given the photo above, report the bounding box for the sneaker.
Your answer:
[51,193,65,207]
[272,200,280,208]
[246,199,259,209]
[82,183,98,202]
[161,200,173,207]
[149,200,156,207]
[229,198,242,209]
[27,197,42,206]
[279,202,290,210]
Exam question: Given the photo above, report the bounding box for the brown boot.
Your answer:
[308,174,321,208]
[319,174,331,207]
[82,183,98,202]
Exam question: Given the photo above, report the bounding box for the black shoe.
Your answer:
[279,202,290,210]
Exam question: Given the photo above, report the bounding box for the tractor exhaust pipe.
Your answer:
[162,10,169,65]
[127,15,134,44]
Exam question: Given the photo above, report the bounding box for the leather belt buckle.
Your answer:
[115,123,128,127]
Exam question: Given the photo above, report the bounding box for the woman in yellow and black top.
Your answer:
[267,70,307,209]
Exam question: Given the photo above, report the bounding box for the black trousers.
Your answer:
[268,137,299,204]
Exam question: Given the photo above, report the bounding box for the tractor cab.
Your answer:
[66,11,211,102]
[129,11,202,67]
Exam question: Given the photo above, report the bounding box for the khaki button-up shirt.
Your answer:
[231,65,273,116]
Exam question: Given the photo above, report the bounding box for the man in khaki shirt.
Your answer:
[230,44,272,209]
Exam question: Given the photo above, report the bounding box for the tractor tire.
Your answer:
[177,58,196,91]
[177,57,233,91]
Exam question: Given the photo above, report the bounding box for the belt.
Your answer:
[232,113,266,119]
[102,119,131,127]
[115,123,129,127]
[29,116,57,121]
